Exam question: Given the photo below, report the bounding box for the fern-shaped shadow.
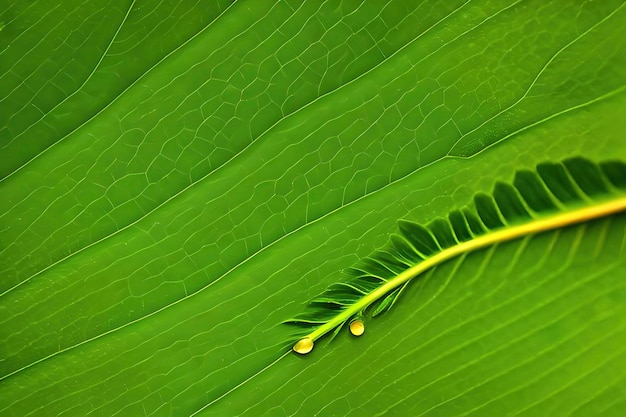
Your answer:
[287,157,626,354]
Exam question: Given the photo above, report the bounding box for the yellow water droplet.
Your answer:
[293,337,314,354]
[349,319,365,336]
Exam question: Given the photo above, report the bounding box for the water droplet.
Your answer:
[293,337,313,354]
[349,319,365,336]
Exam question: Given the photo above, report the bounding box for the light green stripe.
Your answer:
[303,196,626,344]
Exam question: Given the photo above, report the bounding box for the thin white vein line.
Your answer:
[466,308,626,417]
[0,3,114,118]
[449,1,626,154]
[0,0,239,182]
[188,351,290,417]
[0,1,38,34]
[509,341,626,417]
[458,84,626,160]
[1,0,137,150]
[580,372,626,416]
[426,317,626,417]
[0,2,64,60]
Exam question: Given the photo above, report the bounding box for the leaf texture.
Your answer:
[1,0,626,416]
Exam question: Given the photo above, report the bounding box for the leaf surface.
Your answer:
[1,1,626,416]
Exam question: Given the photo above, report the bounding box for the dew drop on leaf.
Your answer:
[349,319,365,336]
[293,337,314,354]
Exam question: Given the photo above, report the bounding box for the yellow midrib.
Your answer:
[298,196,626,349]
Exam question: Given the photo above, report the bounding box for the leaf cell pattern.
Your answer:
[1,0,626,415]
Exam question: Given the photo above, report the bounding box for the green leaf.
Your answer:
[1,1,626,416]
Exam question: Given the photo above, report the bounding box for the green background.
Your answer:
[1,1,625,415]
